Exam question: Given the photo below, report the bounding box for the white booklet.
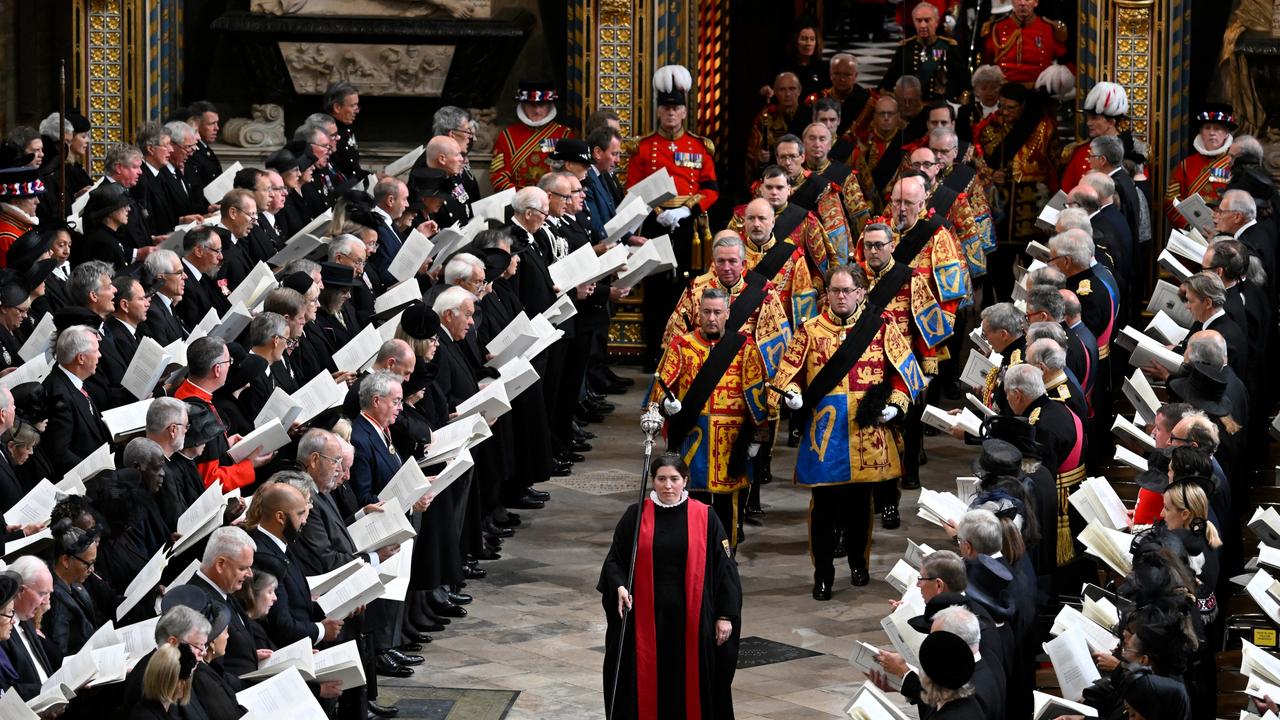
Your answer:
[1032,690,1098,719]
[621,167,677,208]
[377,459,432,511]
[227,420,290,463]
[388,228,434,283]
[1146,279,1194,328]
[332,323,383,374]
[305,559,365,598]
[425,447,474,496]
[604,196,651,246]
[3,479,63,528]
[0,354,52,390]
[202,162,243,204]
[236,667,329,720]
[960,350,1002,390]
[122,336,172,401]
[253,386,304,429]
[1043,626,1101,702]
[381,145,423,178]
[346,498,416,554]
[470,188,516,224]
[548,241,600,295]
[454,380,511,423]
[317,563,385,620]
[848,645,906,693]
[18,313,55,363]
[102,398,155,441]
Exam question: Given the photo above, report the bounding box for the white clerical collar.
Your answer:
[650,490,689,508]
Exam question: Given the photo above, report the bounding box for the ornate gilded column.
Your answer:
[72,0,183,174]
[1076,0,1193,239]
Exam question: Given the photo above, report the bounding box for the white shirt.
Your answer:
[1204,307,1227,329]
[183,257,203,283]
[195,569,228,599]
[255,528,327,642]
[16,621,48,682]
[59,365,85,392]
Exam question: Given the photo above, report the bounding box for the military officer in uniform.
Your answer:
[489,80,574,192]
[981,0,1068,86]
[627,65,720,370]
[746,73,808,181]
[1060,81,1130,194]
[1166,103,1236,229]
[651,288,770,547]
[879,3,967,101]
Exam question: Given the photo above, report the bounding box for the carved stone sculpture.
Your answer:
[467,107,499,154]
[280,43,455,96]
[251,0,490,20]
[222,104,287,148]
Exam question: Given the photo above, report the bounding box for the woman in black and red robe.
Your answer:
[599,453,743,720]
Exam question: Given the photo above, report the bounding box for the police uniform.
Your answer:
[981,14,1068,85]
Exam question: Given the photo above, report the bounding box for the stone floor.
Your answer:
[379,369,965,719]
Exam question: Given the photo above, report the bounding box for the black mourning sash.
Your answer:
[941,163,976,195]
[773,203,810,242]
[929,185,960,219]
[793,214,943,429]
[870,135,905,195]
[790,178,824,213]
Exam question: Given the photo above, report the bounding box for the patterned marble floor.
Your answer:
[379,369,964,719]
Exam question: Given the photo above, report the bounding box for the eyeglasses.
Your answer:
[72,555,95,570]
[828,286,859,295]
[450,128,475,138]
[214,359,232,368]
[314,452,342,465]
[863,241,893,251]
[547,190,571,200]
[0,611,14,622]
[908,161,938,169]
[916,576,939,584]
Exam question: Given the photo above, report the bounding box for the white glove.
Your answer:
[784,392,803,411]
[662,397,682,415]
[747,443,761,458]
[880,406,900,423]
[944,14,956,31]
[657,207,692,229]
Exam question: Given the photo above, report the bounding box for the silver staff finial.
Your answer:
[640,403,664,440]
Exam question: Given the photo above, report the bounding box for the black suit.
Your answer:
[186,141,222,197]
[184,574,258,689]
[1110,167,1144,244]
[41,367,111,476]
[0,326,20,372]
[1093,206,1133,286]
[141,295,187,346]
[175,261,229,332]
[44,574,97,657]
[133,165,180,233]
[0,620,55,700]
[251,528,324,647]
[214,228,254,291]
[94,316,142,410]
[72,225,131,270]
[1239,222,1279,299]
[506,223,556,316]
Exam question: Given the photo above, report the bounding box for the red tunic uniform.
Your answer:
[488,121,573,191]
[0,206,36,269]
[1165,150,1233,228]
[982,15,1068,85]
[1059,140,1092,193]
[625,130,719,212]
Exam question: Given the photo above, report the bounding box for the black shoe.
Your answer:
[851,567,870,586]
[526,488,550,502]
[586,398,616,414]
[812,578,833,601]
[575,407,606,424]
[494,513,522,528]
[787,429,801,447]
[376,654,413,678]
[470,547,501,561]
[550,462,572,477]
[484,521,515,538]
[571,439,593,452]
[447,591,472,605]
[757,466,773,485]
[431,601,468,618]
[509,495,547,509]
[368,701,399,717]
[576,428,598,440]
[483,533,504,547]
[414,616,447,631]
[901,476,921,490]
[608,374,635,387]
[922,425,939,437]
[399,641,424,652]
[556,451,586,463]
[881,506,901,530]
[463,564,487,580]
[744,513,764,527]
[400,630,431,644]
[387,649,425,666]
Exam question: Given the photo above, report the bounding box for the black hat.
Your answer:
[1168,361,1231,417]
[65,111,91,134]
[1120,670,1190,719]
[979,415,1042,460]
[964,554,1015,622]
[549,138,591,166]
[11,382,48,423]
[19,259,55,294]
[0,145,45,199]
[999,82,1032,104]
[161,585,232,639]
[408,167,452,200]
[52,306,102,332]
[183,400,227,449]
[320,261,358,288]
[919,631,975,690]
[481,248,512,283]
[1193,103,1238,132]
[84,183,133,222]
[0,283,27,309]
[344,193,381,229]
[265,143,315,174]
[221,353,267,394]
[971,438,1023,478]
[907,591,970,634]
[514,80,558,103]
[6,229,53,271]
[400,303,440,340]
[0,571,21,609]
[1134,447,1173,492]
[281,270,314,295]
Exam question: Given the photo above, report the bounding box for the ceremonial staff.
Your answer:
[606,401,665,720]
[58,59,67,222]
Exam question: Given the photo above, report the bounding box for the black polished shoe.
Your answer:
[399,641,424,652]
[482,533,504,547]
[550,462,573,477]
[881,506,901,530]
[494,512,522,528]
[575,407,606,424]
[571,439,593,452]
[463,564,487,580]
[901,476,921,490]
[376,654,413,678]
[470,546,501,561]
[508,495,546,509]
[484,521,515,538]
[556,451,586,464]
[744,513,764,527]
[585,398,616,414]
[526,488,550,502]
[576,428,598,440]
[432,602,468,618]
[447,591,473,605]
[850,566,870,586]
[387,649,425,666]
[400,630,431,644]
[367,701,399,717]
[812,579,833,601]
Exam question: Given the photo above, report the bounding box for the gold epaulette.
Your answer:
[980,18,995,36]
[687,132,716,157]
[1046,17,1068,42]
[937,35,958,45]
[623,135,642,155]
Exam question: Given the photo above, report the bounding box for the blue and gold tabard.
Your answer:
[770,307,920,487]
[660,272,792,380]
[649,330,769,494]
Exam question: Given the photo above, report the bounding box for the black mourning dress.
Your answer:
[598,495,742,720]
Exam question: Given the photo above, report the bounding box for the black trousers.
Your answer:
[901,400,926,483]
[809,483,875,581]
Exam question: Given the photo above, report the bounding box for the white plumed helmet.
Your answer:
[653,65,693,94]
[1083,81,1129,118]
